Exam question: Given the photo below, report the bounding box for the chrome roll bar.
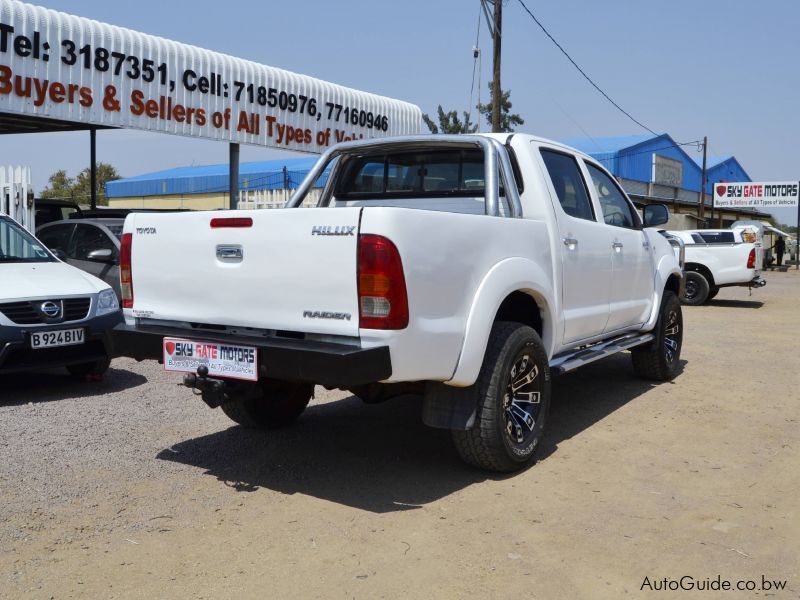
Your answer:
[285,134,523,218]
[663,232,686,269]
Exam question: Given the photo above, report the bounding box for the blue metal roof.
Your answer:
[106,157,323,198]
[691,155,731,169]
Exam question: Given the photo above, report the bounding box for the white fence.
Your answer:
[238,188,321,210]
[0,166,34,232]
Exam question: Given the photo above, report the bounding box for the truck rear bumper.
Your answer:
[111,323,392,388]
[719,276,767,289]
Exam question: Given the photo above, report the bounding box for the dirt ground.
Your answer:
[1,272,798,599]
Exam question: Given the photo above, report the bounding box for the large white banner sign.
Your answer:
[714,181,799,209]
[0,0,421,152]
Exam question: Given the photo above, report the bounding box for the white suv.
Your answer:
[0,214,121,378]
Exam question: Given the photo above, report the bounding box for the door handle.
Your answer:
[612,241,624,251]
[563,237,578,250]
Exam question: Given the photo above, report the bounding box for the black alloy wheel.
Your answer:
[503,353,543,452]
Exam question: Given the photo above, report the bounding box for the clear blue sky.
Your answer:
[6,0,800,225]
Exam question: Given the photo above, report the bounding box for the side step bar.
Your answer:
[549,332,655,376]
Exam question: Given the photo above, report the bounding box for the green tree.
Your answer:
[477,82,525,132]
[72,163,121,206]
[422,105,478,134]
[39,163,121,206]
[40,169,75,200]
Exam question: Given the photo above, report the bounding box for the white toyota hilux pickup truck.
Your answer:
[114,134,684,472]
[667,229,765,305]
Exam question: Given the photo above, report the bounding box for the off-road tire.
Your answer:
[631,291,683,381]
[452,322,551,472]
[707,286,720,301]
[66,358,111,379]
[681,271,710,305]
[221,378,313,429]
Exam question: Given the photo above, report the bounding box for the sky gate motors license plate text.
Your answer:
[162,338,258,381]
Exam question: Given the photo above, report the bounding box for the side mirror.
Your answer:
[87,248,114,263]
[643,204,669,228]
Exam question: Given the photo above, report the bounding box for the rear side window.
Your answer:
[337,149,487,197]
[69,224,117,261]
[540,149,594,221]
[37,224,74,254]
[699,232,734,243]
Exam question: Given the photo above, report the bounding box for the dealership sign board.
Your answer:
[714,181,799,209]
[0,0,421,152]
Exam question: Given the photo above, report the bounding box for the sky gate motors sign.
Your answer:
[714,181,799,209]
[0,0,421,153]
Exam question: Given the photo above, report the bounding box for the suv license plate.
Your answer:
[163,337,258,381]
[30,328,85,349]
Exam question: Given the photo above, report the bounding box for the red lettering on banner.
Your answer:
[0,65,94,108]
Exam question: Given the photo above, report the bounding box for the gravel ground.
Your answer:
[1,271,798,599]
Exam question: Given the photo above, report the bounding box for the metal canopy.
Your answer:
[0,112,115,135]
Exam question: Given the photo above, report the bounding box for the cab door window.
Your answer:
[540,149,595,221]
[585,163,639,229]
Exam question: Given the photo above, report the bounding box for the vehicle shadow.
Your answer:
[157,352,679,513]
[0,366,147,405]
[705,299,764,309]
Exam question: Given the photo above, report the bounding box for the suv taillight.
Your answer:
[358,234,408,330]
[120,233,133,308]
[747,248,756,269]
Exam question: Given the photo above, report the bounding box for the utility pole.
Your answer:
[698,136,707,224]
[491,0,502,133]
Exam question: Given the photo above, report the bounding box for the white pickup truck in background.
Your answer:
[113,134,684,472]
[667,229,765,305]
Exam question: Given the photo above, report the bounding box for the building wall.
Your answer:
[109,188,321,210]
[614,135,704,192]
[109,193,230,210]
[706,158,750,193]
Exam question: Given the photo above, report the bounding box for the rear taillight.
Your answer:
[120,233,133,308]
[358,234,408,330]
[210,217,252,228]
[747,248,756,269]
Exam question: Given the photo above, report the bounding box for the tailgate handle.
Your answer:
[216,245,243,261]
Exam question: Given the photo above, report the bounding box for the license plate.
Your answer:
[30,328,85,349]
[162,337,258,381]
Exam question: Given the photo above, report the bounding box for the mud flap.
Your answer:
[422,382,477,430]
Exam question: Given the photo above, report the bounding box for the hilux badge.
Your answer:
[311,225,356,236]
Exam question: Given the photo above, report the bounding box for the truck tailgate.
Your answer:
[125,208,361,337]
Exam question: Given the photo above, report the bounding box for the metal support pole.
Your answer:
[710,179,715,226]
[699,135,707,223]
[229,142,240,210]
[283,165,288,204]
[491,0,502,133]
[89,128,97,210]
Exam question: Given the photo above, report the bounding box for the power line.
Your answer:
[516,0,659,136]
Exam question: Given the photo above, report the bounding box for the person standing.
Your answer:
[774,236,786,267]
